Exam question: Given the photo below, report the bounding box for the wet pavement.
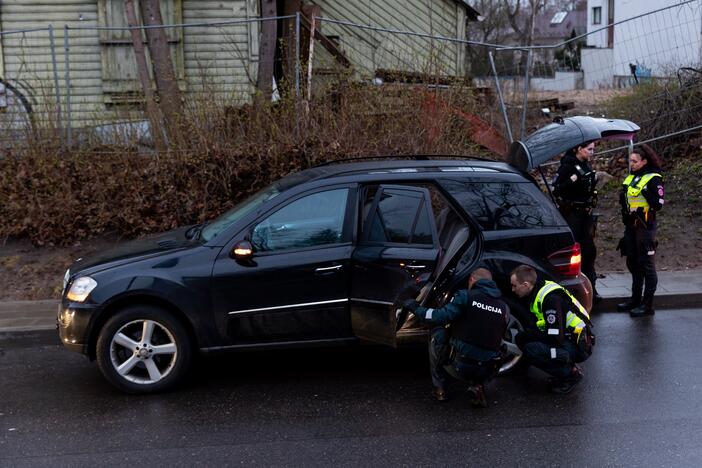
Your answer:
[1,308,702,466]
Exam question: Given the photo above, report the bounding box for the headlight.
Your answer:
[66,276,97,302]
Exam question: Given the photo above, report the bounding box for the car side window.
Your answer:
[366,188,433,245]
[440,180,559,230]
[251,188,349,252]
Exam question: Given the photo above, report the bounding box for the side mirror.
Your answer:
[231,240,254,260]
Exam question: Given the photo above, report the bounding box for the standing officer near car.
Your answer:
[510,264,594,394]
[616,144,664,317]
[552,140,602,303]
[403,267,509,408]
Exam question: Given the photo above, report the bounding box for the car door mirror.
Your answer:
[231,240,254,260]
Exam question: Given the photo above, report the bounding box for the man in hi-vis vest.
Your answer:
[510,265,594,394]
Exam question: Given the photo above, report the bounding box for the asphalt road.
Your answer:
[2,309,702,467]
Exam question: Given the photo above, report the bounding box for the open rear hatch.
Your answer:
[506,116,640,172]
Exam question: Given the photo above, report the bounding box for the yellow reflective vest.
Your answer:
[623,172,662,212]
[529,281,589,335]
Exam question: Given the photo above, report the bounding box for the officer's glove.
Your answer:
[403,299,420,313]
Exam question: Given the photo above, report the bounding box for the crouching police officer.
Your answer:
[404,267,509,408]
[510,265,594,394]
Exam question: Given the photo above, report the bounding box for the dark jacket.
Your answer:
[552,153,597,207]
[619,165,664,228]
[413,279,509,358]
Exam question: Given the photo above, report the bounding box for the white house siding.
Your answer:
[586,0,609,48]
[0,0,102,127]
[0,0,254,129]
[611,0,701,78]
[182,0,257,104]
[315,0,466,79]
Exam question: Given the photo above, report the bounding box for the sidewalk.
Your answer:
[1,270,701,333]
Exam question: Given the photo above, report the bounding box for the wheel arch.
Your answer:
[86,294,199,360]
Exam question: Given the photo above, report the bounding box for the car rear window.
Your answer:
[439,179,563,230]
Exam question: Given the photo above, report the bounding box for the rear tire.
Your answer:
[499,297,535,375]
[96,305,192,394]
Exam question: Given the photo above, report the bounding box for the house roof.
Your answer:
[453,1,482,22]
[533,8,586,43]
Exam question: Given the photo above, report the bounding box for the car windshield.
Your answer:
[201,185,281,242]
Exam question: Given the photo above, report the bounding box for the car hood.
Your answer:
[507,116,640,171]
[69,226,197,275]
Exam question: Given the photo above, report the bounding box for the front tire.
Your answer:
[96,305,192,394]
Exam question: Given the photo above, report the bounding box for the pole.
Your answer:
[520,49,532,140]
[48,25,64,146]
[63,25,72,147]
[489,50,513,144]
[295,12,301,98]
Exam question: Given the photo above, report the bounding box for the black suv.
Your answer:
[59,116,643,393]
[58,157,593,393]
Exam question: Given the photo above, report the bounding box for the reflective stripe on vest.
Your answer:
[529,281,590,332]
[623,173,662,211]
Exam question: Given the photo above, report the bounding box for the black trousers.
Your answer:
[622,225,658,305]
[563,210,597,290]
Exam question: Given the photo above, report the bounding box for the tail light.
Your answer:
[548,243,581,277]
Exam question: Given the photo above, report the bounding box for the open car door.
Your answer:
[507,116,640,171]
[350,185,441,347]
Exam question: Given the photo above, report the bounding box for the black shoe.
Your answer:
[431,386,449,402]
[617,300,640,312]
[593,293,603,304]
[549,366,583,394]
[467,384,488,408]
[629,304,655,317]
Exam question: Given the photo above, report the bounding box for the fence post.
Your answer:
[295,12,301,99]
[48,25,64,146]
[489,51,513,144]
[63,25,72,147]
[520,49,532,140]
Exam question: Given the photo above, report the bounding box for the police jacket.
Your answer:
[552,153,597,206]
[619,166,664,228]
[525,278,587,347]
[413,279,509,357]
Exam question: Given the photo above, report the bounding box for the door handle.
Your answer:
[404,264,426,270]
[315,265,343,272]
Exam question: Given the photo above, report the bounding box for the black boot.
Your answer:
[617,300,640,312]
[629,301,654,317]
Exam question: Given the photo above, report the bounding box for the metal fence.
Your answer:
[1,0,701,153]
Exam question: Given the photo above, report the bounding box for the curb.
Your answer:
[595,293,702,313]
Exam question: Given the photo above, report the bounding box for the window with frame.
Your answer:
[251,189,350,252]
[98,0,185,106]
[592,7,602,25]
[365,188,434,245]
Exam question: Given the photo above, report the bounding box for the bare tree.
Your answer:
[139,0,182,134]
[124,0,165,151]
[257,0,277,101]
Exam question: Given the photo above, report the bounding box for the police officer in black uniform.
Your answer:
[552,140,602,302]
[617,144,664,317]
[510,265,594,394]
[404,267,509,408]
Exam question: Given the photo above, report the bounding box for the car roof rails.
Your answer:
[313,154,491,168]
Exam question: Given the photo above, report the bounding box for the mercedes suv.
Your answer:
[60,116,644,393]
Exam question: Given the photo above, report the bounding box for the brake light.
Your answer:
[548,243,581,277]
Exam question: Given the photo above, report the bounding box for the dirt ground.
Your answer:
[2,88,700,302]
